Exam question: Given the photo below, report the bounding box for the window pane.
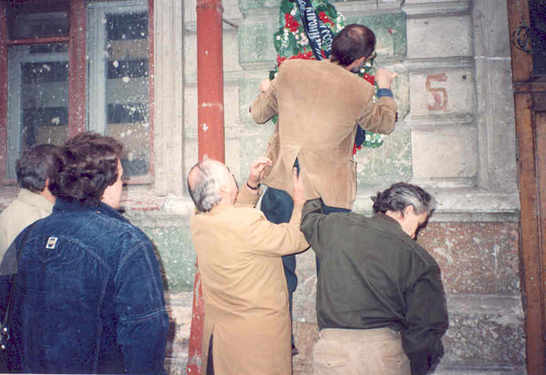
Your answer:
[8,4,69,40]
[7,44,69,179]
[87,2,150,178]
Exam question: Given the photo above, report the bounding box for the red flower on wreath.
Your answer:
[277,50,315,67]
[319,11,334,26]
[285,14,300,32]
[363,73,375,86]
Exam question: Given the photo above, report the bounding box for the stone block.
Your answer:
[238,19,277,69]
[238,0,279,16]
[442,300,525,368]
[183,31,242,79]
[291,248,318,325]
[184,87,198,138]
[407,16,472,59]
[474,58,518,193]
[239,128,271,178]
[391,64,410,119]
[355,126,412,190]
[472,0,512,58]
[410,70,475,116]
[126,213,197,293]
[346,12,407,62]
[412,126,478,178]
[417,222,520,295]
[164,292,194,375]
[404,0,467,3]
[238,74,267,123]
[224,85,240,127]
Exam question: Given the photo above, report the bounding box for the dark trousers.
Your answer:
[260,187,350,345]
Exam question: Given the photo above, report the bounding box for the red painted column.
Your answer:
[68,0,87,137]
[196,0,225,162]
[187,0,224,374]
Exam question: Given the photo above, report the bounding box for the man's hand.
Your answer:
[375,68,398,89]
[247,157,272,189]
[292,167,306,206]
[259,79,271,93]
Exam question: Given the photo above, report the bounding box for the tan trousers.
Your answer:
[313,328,411,375]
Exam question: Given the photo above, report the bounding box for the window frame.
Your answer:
[0,0,155,185]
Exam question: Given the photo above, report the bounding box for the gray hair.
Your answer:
[371,182,437,216]
[187,160,231,212]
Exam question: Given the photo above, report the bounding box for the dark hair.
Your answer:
[16,144,59,193]
[48,132,123,207]
[372,182,437,216]
[331,24,376,67]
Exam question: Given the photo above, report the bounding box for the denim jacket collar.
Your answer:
[53,199,129,224]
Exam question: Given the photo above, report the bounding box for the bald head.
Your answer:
[187,160,236,212]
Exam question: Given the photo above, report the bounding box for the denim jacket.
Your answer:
[0,199,169,374]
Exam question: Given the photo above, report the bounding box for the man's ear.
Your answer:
[402,205,414,218]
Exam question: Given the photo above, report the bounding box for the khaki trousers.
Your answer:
[313,328,411,375]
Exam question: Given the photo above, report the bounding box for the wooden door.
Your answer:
[508,0,546,373]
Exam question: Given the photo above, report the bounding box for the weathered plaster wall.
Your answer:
[128,0,524,374]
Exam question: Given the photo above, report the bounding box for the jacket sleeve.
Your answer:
[115,240,169,375]
[250,78,279,124]
[235,184,262,207]
[246,202,309,257]
[300,199,327,259]
[402,265,449,375]
[356,96,397,135]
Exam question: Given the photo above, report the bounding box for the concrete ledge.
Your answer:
[403,1,470,18]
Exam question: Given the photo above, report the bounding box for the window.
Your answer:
[0,0,153,183]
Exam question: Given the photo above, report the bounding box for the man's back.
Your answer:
[0,199,168,374]
[252,59,397,208]
[301,198,448,375]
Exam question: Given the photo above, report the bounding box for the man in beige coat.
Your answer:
[0,144,58,258]
[251,24,398,209]
[250,23,399,354]
[188,157,309,375]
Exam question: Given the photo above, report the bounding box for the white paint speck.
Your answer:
[113,61,119,68]
[202,123,209,132]
[122,76,130,83]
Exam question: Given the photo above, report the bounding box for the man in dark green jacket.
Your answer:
[301,182,448,375]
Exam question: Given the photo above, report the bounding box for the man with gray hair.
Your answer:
[301,182,448,375]
[0,144,58,258]
[188,157,309,375]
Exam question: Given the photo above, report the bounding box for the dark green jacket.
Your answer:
[301,199,448,375]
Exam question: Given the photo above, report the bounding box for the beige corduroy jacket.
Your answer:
[251,58,397,209]
[190,185,309,375]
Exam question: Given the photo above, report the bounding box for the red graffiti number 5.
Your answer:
[426,73,448,112]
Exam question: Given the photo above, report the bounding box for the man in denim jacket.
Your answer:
[0,132,169,374]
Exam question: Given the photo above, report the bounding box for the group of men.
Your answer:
[0,134,168,373]
[0,22,448,375]
[188,23,448,375]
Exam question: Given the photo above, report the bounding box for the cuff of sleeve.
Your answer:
[377,88,394,98]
